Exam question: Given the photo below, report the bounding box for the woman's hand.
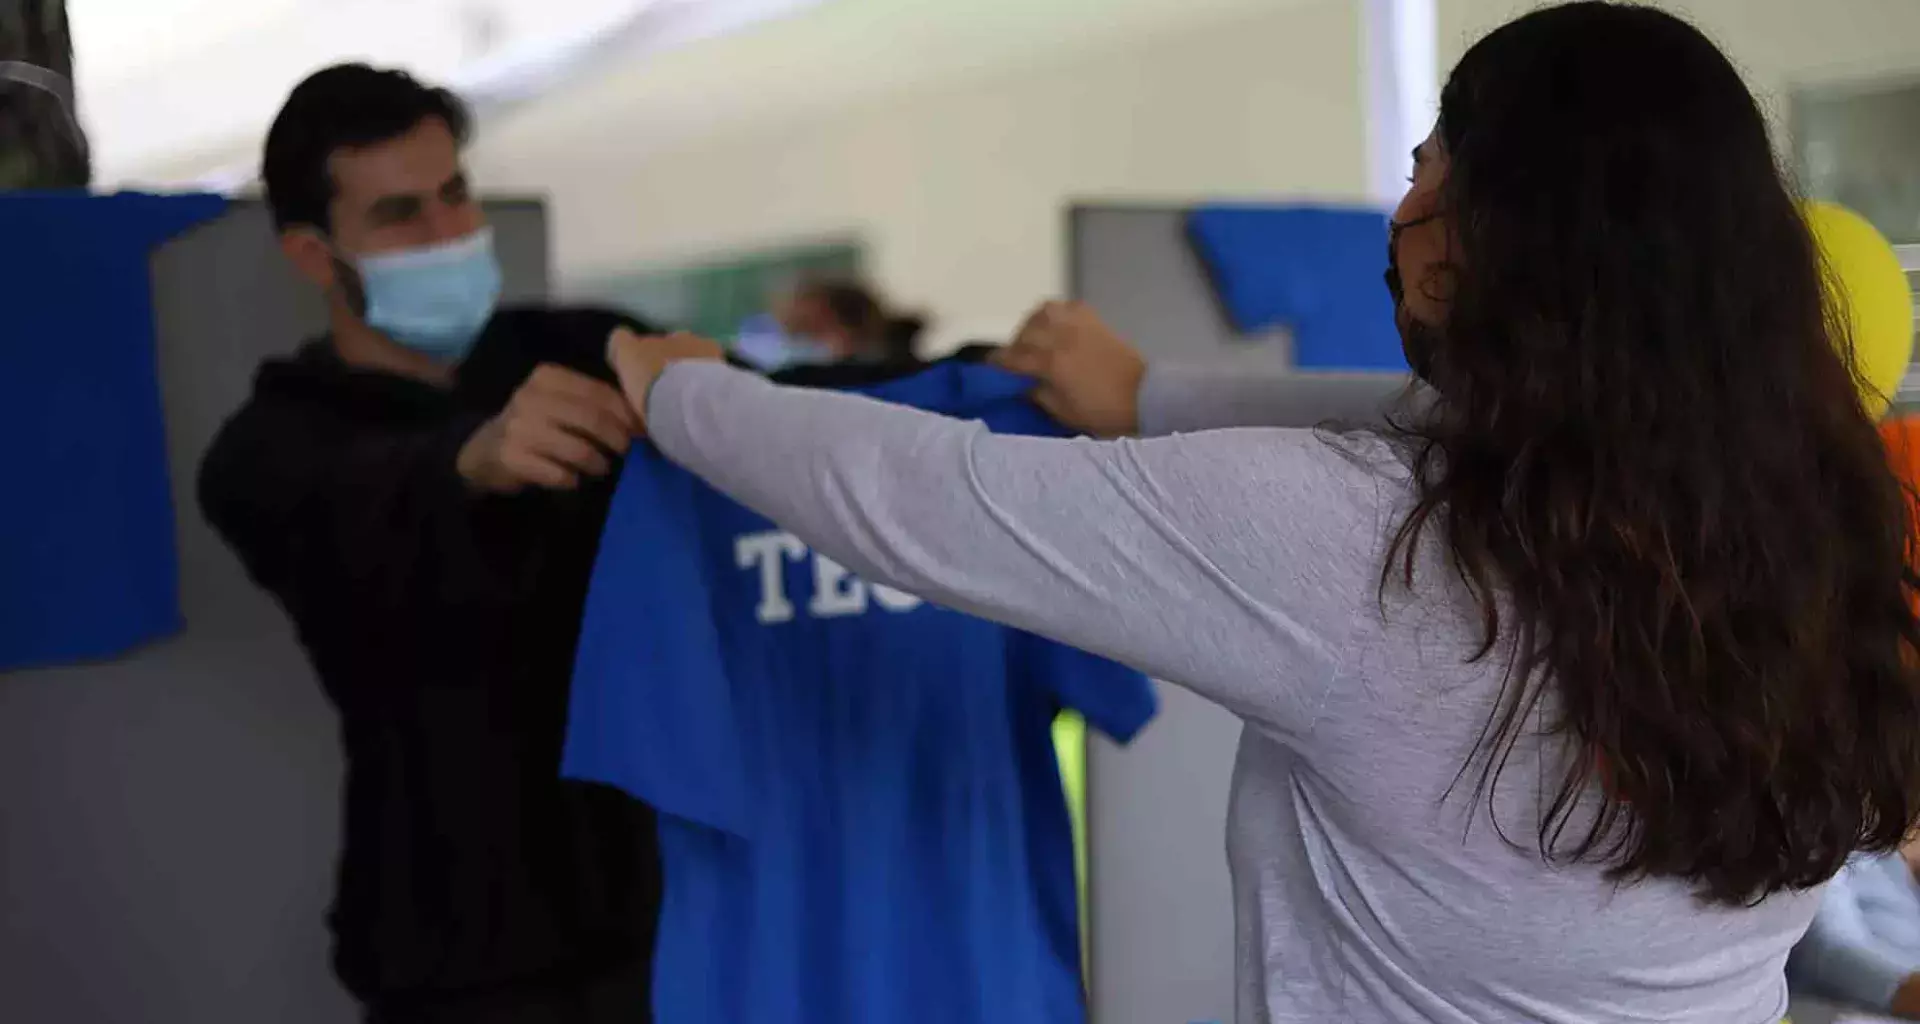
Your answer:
[604,327,726,435]
[993,300,1147,438]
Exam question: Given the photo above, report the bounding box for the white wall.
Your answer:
[470,0,1369,348]
[1437,0,1920,132]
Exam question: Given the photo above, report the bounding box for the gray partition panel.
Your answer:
[1069,204,1292,367]
[1070,204,1407,1024]
[0,198,547,1024]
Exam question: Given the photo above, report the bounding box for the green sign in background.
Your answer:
[574,240,864,340]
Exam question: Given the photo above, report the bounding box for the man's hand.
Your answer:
[604,328,726,434]
[993,300,1147,438]
[456,364,637,493]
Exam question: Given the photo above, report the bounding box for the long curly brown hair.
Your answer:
[1389,1,1920,905]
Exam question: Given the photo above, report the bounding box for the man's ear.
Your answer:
[280,227,338,291]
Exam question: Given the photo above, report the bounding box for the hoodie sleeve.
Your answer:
[197,396,534,620]
[455,306,664,404]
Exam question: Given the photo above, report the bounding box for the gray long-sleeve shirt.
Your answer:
[646,360,1819,1024]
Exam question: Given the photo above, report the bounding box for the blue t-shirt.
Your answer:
[0,191,227,671]
[1188,204,1405,371]
[562,361,1157,1024]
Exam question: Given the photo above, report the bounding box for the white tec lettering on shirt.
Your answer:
[733,530,925,625]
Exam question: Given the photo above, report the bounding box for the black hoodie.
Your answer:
[198,307,663,1007]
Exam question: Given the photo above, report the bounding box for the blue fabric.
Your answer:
[1188,204,1403,371]
[563,361,1158,1024]
[0,192,227,671]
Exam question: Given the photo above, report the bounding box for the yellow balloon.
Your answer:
[1806,200,1913,419]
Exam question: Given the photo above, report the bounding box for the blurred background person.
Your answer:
[734,278,928,371]
[1789,841,1920,1020]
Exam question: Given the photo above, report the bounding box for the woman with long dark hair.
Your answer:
[605,3,1920,1020]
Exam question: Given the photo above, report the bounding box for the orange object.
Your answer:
[1888,416,1920,489]
[1884,417,1920,614]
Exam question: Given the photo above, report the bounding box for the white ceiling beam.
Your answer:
[1361,0,1438,208]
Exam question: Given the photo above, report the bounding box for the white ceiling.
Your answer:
[68,0,799,184]
[69,0,304,91]
[68,0,1323,186]
[474,0,1321,176]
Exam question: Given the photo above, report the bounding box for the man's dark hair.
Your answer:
[261,63,471,233]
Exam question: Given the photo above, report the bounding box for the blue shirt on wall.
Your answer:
[0,192,226,672]
[562,360,1158,1024]
[1188,204,1404,371]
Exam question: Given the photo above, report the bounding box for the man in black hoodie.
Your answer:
[198,64,660,1024]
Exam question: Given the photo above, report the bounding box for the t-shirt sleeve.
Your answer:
[562,449,754,838]
[649,361,1388,741]
[1011,631,1158,742]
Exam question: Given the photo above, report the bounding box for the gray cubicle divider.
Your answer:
[1068,203,1409,1024]
[0,198,548,1024]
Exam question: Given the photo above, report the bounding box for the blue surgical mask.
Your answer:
[355,227,503,362]
[732,313,837,371]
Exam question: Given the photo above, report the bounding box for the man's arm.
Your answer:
[458,306,664,405]
[199,362,636,615]
[198,402,525,615]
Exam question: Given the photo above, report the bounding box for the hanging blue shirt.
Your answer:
[1188,204,1404,371]
[562,360,1157,1024]
[0,192,227,671]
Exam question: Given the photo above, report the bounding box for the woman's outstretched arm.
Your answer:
[640,358,1388,738]
[994,300,1411,436]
